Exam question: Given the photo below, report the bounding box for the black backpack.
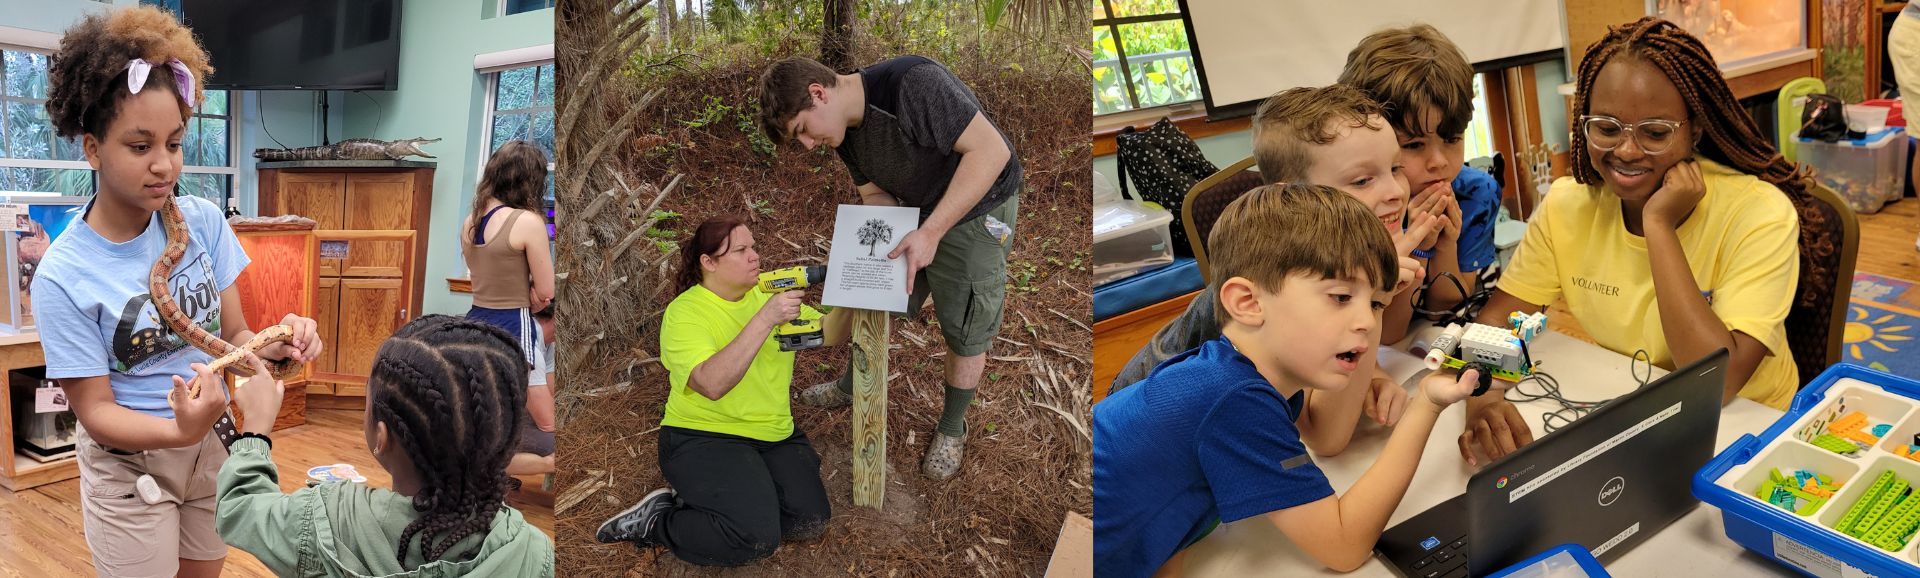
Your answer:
[1800,94,1850,143]
[1115,118,1218,256]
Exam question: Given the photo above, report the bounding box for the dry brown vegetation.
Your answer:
[552,1,1091,575]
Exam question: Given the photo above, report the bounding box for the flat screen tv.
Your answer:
[180,0,403,91]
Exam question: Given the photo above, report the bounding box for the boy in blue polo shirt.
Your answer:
[1092,183,1482,577]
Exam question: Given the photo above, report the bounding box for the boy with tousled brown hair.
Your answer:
[1114,84,1440,456]
[1338,24,1504,343]
[1094,182,1480,577]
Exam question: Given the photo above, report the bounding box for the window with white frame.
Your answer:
[0,48,234,204]
[1092,0,1202,116]
[483,61,556,216]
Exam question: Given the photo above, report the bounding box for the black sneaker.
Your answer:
[596,488,675,546]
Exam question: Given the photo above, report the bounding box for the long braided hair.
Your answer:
[367,315,528,564]
[1574,17,1843,385]
[1570,17,1810,196]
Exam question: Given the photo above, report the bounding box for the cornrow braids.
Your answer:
[45,5,212,139]
[1569,17,1809,197]
[369,315,529,564]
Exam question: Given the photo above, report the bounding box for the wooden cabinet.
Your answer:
[257,162,431,397]
[231,222,319,429]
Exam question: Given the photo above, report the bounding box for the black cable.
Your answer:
[258,93,287,150]
[1501,349,1657,433]
[1503,370,1610,433]
[1630,349,1653,388]
[356,90,383,134]
[1413,270,1473,325]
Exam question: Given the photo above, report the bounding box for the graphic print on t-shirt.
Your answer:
[111,252,220,373]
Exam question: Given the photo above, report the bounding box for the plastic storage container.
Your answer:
[1862,99,1905,128]
[1093,199,1174,287]
[1696,364,1920,578]
[1797,127,1910,214]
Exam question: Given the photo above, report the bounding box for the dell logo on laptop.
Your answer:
[1599,476,1626,506]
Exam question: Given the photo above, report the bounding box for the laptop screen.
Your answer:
[1464,350,1728,575]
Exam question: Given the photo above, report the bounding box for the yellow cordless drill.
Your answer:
[757,265,827,351]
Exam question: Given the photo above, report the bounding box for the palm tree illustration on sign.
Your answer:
[857,218,894,257]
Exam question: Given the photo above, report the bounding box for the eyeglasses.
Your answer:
[1579,115,1688,154]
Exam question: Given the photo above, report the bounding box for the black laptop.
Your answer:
[1375,349,1729,578]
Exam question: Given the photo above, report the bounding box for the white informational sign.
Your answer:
[0,203,25,232]
[35,385,67,413]
[822,204,919,313]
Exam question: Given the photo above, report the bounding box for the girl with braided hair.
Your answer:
[1460,16,1805,466]
[214,315,554,576]
[32,6,322,576]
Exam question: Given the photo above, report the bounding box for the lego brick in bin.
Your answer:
[1696,364,1920,578]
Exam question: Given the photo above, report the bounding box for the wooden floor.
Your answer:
[1092,197,1920,402]
[0,408,555,576]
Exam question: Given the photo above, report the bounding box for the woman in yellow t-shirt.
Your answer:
[1459,17,1808,466]
[594,217,849,566]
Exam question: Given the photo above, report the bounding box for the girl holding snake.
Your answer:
[33,7,321,576]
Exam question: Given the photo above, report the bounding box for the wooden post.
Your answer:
[851,308,889,509]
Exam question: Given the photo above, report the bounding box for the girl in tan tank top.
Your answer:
[460,141,557,477]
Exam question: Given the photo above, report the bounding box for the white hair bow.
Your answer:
[126,58,195,105]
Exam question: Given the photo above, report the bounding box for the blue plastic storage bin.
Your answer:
[1695,364,1920,578]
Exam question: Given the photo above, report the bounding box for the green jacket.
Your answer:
[215,438,555,577]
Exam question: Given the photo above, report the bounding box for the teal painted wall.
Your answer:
[0,0,135,34]
[341,0,553,316]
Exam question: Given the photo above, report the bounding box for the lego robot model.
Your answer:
[757,265,827,352]
[1423,311,1547,396]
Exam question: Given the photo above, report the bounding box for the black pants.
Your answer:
[652,426,832,566]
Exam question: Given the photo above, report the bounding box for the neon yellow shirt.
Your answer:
[659,284,820,441]
[1503,157,1800,409]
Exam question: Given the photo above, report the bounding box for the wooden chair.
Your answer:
[1785,180,1860,386]
[1180,156,1263,284]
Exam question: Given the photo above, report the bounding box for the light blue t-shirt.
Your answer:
[32,195,248,419]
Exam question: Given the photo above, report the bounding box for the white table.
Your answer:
[1178,327,1802,577]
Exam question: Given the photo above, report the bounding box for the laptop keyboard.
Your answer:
[1407,535,1468,578]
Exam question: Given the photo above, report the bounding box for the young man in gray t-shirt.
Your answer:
[759,55,1021,480]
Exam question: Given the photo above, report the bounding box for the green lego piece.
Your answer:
[1434,356,1533,382]
[1812,433,1864,455]
[1862,488,1919,545]
[1838,471,1899,535]
[1870,487,1920,550]
[1852,478,1910,538]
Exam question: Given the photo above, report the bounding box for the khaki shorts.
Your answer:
[1893,11,1920,114]
[78,427,228,576]
[907,194,1019,357]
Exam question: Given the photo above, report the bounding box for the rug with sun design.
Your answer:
[1847,272,1919,379]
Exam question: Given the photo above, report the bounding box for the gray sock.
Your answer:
[938,383,974,438]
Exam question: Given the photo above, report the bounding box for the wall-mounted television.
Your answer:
[180,0,403,91]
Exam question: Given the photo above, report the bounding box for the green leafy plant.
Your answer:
[681,95,734,128]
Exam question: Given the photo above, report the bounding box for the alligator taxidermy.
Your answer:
[254,137,441,161]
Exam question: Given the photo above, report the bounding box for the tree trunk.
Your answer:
[660,0,674,47]
[821,0,856,71]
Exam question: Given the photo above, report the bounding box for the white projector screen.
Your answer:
[1182,0,1567,115]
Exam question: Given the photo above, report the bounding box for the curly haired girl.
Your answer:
[215,315,554,576]
[33,6,322,576]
